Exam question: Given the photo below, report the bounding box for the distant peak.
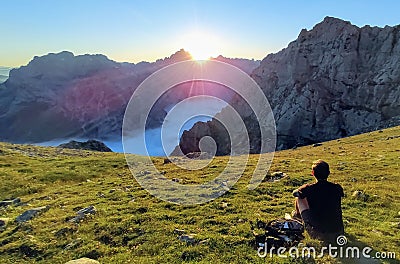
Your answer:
[170,49,192,60]
[297,16,358,41]
[44,51,75,58]
[157,49,192,63]
[214,55,225,59]
[57,50,75,56]
[316,16,355,28]
[323,16,348,23]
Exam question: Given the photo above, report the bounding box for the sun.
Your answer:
[181,31,220,60]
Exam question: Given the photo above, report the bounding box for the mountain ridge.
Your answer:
[0,49,259,143]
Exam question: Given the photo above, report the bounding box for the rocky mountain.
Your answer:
[0,50,259,143]
[176,17,400,154]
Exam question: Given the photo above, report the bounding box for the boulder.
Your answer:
[75,205,96,216]
[69,205,96,223]
[16,206,50,223]
[65,257,99,264]
[0,197,21,207]
[58,140,112,152]
[264,171,287,182]
[178,234,197,244]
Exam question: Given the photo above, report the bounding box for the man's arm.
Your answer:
[338,184,344,197]
[293,184,309,199]
[293,189,301,197]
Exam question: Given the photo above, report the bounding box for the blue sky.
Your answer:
[1,0,400,67]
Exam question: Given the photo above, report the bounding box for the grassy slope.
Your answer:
[0,127,399,264]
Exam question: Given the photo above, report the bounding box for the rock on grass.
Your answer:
[0,197,21,207]
[64,257,100,264]
[16,206,50,223]
[68,205,96,224]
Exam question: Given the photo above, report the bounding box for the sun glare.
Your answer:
[181,31,220,60]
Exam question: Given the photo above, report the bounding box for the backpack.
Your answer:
[252,218,305,251]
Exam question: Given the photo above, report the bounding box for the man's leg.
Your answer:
[296,197,309,213]
[295,197,318,237]
[293,197,309,218]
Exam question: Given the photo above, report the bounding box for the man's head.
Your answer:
[312,159,330,180]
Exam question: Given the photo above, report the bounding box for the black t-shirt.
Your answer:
[297,180,344,234]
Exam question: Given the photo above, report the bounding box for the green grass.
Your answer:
[0,127,399,263]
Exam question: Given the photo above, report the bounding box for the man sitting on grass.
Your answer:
[292,159,344,241]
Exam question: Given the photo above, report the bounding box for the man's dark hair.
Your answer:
[312,159,330,180]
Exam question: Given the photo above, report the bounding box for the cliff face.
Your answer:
[0,50,259,143]
[176,17,400,154]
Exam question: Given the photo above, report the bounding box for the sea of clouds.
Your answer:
[38,97,227,156]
